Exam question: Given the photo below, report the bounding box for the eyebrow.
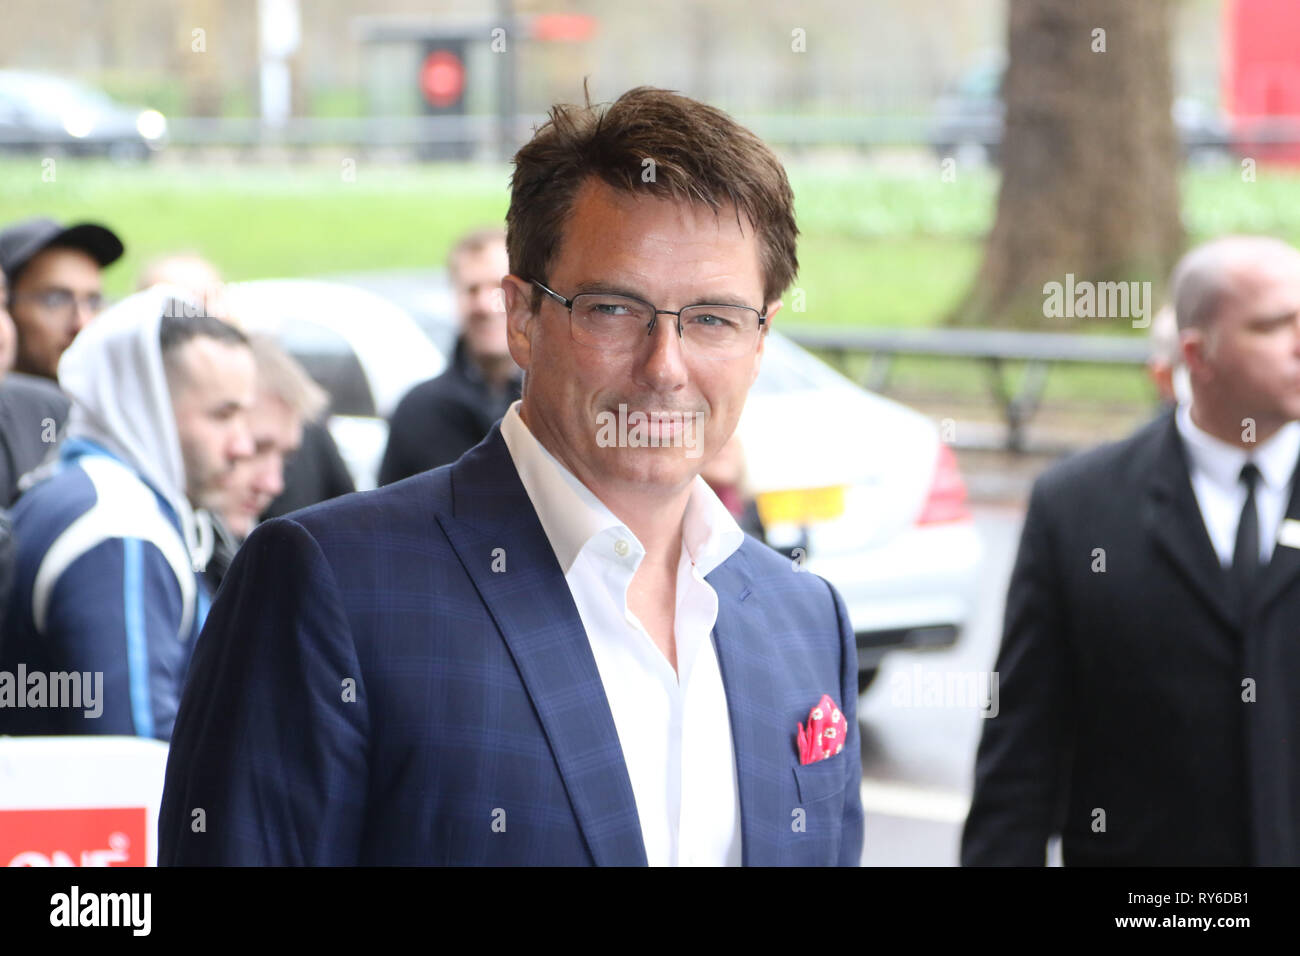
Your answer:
[26,284,102,298]
[568,279,756,309]
[1248,309,1299,326]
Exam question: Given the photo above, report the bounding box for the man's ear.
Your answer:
[750,297,782,385]
[502,275,535,371]
[1181,327,1211,384]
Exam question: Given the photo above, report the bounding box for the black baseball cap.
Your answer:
[0,218,124,285]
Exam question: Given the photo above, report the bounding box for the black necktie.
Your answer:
[1232,462,1262,593]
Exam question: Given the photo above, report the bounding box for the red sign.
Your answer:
[532,14,597,42]
[420,50,466,109]
[1,807,147,866]
[1225,0,1300,162]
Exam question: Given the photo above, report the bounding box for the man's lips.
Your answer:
[595,404,708,447]
[644,417,684,436]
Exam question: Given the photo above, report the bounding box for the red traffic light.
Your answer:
[420,50,466,108]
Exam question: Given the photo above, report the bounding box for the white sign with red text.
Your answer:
[0,737,168,867]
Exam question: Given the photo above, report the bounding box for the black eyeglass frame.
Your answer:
[530,278,767,352]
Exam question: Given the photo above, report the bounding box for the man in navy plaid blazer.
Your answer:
[159,87,863,866]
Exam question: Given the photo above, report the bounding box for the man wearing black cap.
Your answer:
[0,217,124,381]
[0,266,70,506]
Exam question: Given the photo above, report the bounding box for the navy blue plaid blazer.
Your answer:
[158,426,863,865]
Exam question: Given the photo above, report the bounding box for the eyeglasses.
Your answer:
[11,288,105,318]
[532,279,766,360]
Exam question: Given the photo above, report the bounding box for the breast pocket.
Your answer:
[786,759,847,865]
[793,758,847,805]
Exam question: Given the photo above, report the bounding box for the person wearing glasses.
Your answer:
[0,217,122,381]
[0,265,73,505]
[161,87,863,867]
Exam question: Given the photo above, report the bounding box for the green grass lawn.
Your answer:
[2,161,513,292]
[4,155,1298,402]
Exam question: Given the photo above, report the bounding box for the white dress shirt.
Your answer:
[500,402,745,866]
[1175,402,1300,566]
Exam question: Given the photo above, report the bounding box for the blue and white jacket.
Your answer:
[0,438,210,739]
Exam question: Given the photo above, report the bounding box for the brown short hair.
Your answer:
[247,333,329,423]
[159,306,249,391]
[507,86,798,310]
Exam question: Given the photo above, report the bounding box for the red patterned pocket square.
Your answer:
[797,693,847,765]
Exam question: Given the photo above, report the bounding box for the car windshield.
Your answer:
[751,333,856,396]
[275,318,375,418]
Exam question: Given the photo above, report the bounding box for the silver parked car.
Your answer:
[0,71,168,159]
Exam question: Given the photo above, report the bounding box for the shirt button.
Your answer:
[614,539,630,557]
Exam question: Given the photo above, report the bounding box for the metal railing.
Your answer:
[783,325,1155,452]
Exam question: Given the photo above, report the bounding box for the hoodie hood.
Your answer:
[57,285,201,563]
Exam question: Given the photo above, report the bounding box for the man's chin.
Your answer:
[596,451,701,491]
[192,485,237,517]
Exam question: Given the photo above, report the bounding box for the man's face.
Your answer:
[9,247,104,380]
[0,273,15,374]
[453,241,512,362]
[218,390,303,538]
[1187,252,1300,429]
[141,256,228,318]
[168,337,257,512]
[503,178,780,500]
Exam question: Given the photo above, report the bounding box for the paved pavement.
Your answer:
[857,502,1028,866]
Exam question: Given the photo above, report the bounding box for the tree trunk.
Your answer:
[951,0,1183,329]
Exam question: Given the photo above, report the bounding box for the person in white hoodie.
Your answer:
[0,287,255,739]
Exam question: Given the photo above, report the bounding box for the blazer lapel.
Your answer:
[707,548,787,867]
[438,427,647,866]
[1253,445,1300,617]
[1143,413,1242,633]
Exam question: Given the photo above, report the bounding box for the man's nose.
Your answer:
[635,313,691,387]
[71,299,98,333]
[230,424,255,462]
[476,286,503,315]
[253,459,285,499]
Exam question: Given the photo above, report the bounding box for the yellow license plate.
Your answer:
[755,486,846,526]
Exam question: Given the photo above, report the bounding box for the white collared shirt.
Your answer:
[1175,402,1300,566]
[499,402,746,866]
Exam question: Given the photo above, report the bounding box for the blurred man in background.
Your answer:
[138,252,227,319]
[963,235,1300,866]
[0,268,69,506]
[136,252,354,522]
[204,333,327,592]
[257,407,353,520]
[0,217,122,381]
[378,227,521,484]
[0,219,119,499]
[0,289,254,740]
